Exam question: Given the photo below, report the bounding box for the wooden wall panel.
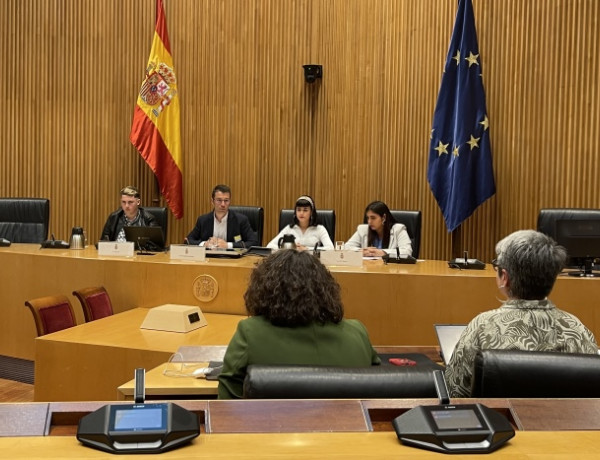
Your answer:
[1,0,599,262]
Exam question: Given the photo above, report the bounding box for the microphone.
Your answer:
[184,238,190,245]
[51,233,56,241]
[313,242,319,257]
[433,370,450,405]
[448,249,486,270]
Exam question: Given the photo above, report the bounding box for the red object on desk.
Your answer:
[389,358,417,366]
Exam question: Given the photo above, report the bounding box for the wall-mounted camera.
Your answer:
[303,64,323,83]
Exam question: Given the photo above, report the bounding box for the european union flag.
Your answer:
[427,0,495,232]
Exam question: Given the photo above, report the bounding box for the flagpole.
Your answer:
[451,226,462,259]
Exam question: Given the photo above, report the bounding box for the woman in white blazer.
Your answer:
[345,201,412,257]
[267,195,334,250]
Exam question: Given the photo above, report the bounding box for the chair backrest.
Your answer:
[362,210,422,258]
[243,365,440,399]
[279,209,336,242]
[0,198,50,243]
[72,286,114,322]
[229,206,265,246]
[471,349,600,398]
[24,295,76,336]
[537,208,600,239]
[144,206,168,241]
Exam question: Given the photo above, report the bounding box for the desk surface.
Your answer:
[34,309,243,402]
[117,362,219,400]
[36,308,243,352]
[0,429,599,459]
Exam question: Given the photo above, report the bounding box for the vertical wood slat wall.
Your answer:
[1,0,598,261]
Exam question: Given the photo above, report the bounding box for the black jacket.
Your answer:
[100,208,158,241]
[186,211,258,248]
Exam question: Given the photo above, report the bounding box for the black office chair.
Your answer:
[0,198,50,243]
[363,209,422,258]
[537,208,600,238]
[279,209,336,242]
[470,349,600,398]
[230,206,264,246]
[243,364,441,399]
[144,206,168,241]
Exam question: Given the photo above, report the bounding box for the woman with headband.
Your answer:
[267,195,334,250]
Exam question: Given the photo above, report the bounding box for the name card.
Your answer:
[319,249,363,267]
[170,244,206,262]
[97,241,134,257]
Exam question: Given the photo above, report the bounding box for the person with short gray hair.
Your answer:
[445,229,598,398]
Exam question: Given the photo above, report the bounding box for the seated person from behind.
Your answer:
[345,201,412,257]
[266,195,334,250]
[445,229,598,398]
[100,186,158,242]
[218,249,381,399]
[186,184,258,248]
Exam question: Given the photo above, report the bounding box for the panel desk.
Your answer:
[2,244,599,361]
[34,308,244,402]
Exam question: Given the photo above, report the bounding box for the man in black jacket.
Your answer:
[186,184,258,248]
[101,186,158,241]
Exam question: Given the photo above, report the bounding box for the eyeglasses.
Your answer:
[491,258,501,272]
[213,199,230,204]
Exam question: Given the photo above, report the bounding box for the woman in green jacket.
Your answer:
[218,249,381,399]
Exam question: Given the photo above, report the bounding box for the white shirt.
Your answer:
[267,224,334,249]
[345,223,412,256]
[212,213,228,241]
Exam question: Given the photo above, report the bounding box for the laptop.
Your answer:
[434,324,467,365]
[124,226,166,252]
[205,248,245,259]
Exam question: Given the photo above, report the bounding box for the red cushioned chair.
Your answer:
[24,295,77,336]
[72,286,114,322]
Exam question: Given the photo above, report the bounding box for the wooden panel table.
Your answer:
[2,244,600,361]
[34,309,243,402]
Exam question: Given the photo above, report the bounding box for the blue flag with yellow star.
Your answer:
[427,0,495,232]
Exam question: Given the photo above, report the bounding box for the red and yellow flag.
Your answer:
[130,0,183,218]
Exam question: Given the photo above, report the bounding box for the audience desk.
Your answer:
[34,308,243,401]
[3,244,599,363]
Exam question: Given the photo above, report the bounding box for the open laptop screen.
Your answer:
[434,324,467,365]
[124,226,166,251]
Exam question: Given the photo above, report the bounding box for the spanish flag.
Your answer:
[130,0,183,218]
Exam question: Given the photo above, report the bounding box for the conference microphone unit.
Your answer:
[448,251,486,270]
[41,233,70,249]
[383,247,417,264]
[0,237,11,247]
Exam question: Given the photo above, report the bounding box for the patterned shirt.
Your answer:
[445,298,598,398]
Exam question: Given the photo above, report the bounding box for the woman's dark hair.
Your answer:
[244,250,344,327]
[365,201,396,248]
[293,195,318,227]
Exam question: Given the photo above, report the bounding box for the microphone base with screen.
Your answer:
[77,402,200,454]
[393,403,515,454]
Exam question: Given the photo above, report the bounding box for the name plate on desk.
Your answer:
[320,249,363,267]
[170,244,206,262]
[97,241,134,257]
